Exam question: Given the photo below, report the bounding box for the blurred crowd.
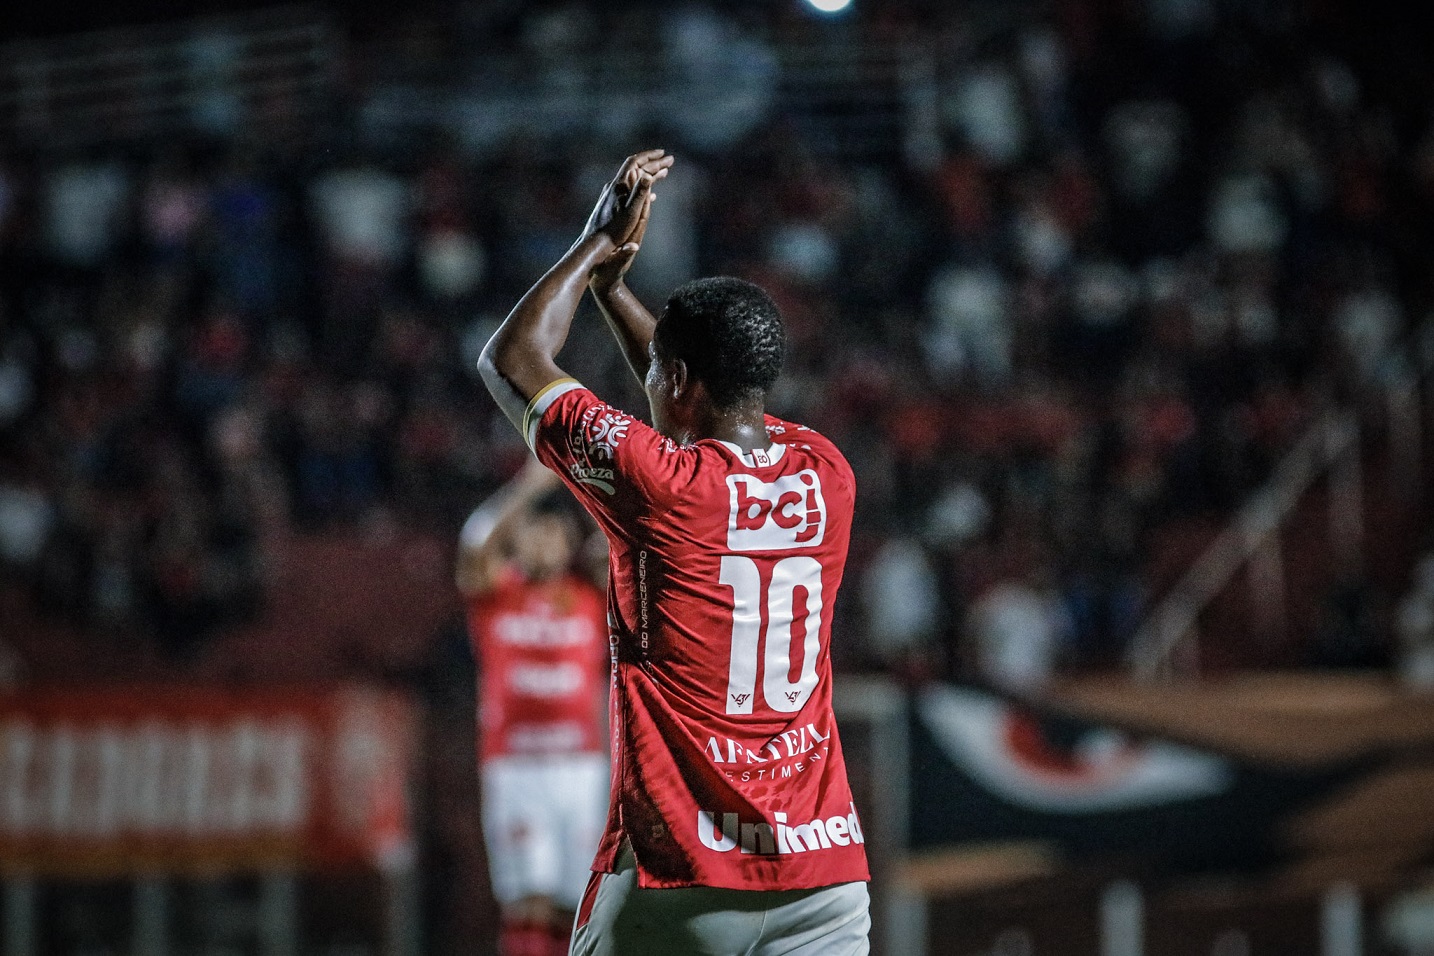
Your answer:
[1,0,1432,688]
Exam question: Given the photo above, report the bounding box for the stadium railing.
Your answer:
[0,5,338,147]
[1126,322,1434,681]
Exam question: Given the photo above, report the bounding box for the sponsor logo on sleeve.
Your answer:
[568,462,616,495]
[563,405,632,494]
[586,409,630,460]
[725,471,826,551]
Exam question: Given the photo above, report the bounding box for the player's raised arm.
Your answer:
[455,458,561,597]
[477,152,667,433]
[589,150,674,385]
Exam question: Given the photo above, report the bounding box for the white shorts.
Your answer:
[570,842,870,956]
[481,753,609,910]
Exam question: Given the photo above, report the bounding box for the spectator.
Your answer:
[209,150,285,318]
[139,150,207,270]
[924,261,1013,384]
[861,535,941,670]
[946,60,1029,167]
[1395,553,1434,689]
[0,439,53,580]
[966,564,1074,692]
[43,154,130,272]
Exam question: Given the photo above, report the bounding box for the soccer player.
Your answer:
[457,459,611,956]
[478,150,870,954]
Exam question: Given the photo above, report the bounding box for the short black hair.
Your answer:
[654,277,785,409]
[531,487,579,522]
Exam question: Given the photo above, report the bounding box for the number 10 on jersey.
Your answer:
[720,555,823,715]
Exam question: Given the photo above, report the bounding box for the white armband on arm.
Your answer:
[522,378,584,450]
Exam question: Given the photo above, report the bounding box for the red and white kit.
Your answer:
[466,569,608,763]
[466,569,609,907]
[526,379,871,891]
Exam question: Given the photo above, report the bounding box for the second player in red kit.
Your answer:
[458,462,610,956]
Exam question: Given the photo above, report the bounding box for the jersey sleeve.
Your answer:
[765,414,850,467]
[525,379,692,520]
[762,413,810,444]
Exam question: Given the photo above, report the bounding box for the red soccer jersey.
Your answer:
[466,569,609,763]
[526,379,870,891]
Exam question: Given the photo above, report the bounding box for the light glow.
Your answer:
[805,0,853,13]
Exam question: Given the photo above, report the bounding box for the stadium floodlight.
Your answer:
[805,0,853,14]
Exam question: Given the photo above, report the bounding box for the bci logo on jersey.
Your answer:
[725,470,826,552]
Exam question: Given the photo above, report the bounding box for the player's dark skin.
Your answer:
[480,150,771,455]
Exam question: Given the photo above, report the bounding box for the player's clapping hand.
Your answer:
[582,150,673,289]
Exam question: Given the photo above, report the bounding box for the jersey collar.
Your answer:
[713,441,787,468]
